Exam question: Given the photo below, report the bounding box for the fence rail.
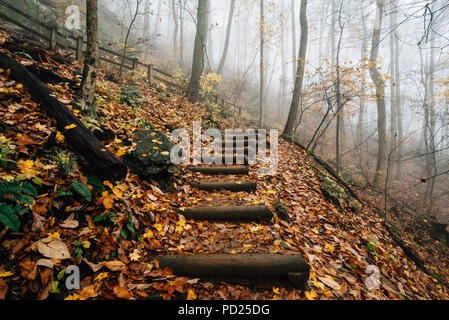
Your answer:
[0,0,240,112]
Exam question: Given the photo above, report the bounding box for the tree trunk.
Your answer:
[291,0,297,83]
[151,0,162,40]
[119,0,141,76]
[335,0,344,175]
[143,0,151,64]
[259,0,265,128]
[369,0,387,188]
[0,52,126,180]
[78,0,99,111]
[280,0,288,123]
[217,0,235,75]
[283,0,308,137]
[171,0,179,60]
[357,8,368,152]
[389,2,398,154]
[426,31,437,206]
[180,0,184,66]
[186,0,210,102]
[394,15,403,178]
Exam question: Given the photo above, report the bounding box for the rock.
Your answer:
[122,129,178,187]
[274,201,290,221]
[430,222,449,244]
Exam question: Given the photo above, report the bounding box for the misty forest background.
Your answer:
[3,0,449,227]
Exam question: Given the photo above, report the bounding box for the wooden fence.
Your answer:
[0,0,239,112]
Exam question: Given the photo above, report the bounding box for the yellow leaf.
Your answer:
[187,289,197,300]
[46,232,60,239]
[141,231,154,241]
[103,181,113,189]
[64,124,77,130]
[64,293,82,300]
[305,289,318,300]
[82,241,91,249]
[96,272,109,282]
[0,271,13,278]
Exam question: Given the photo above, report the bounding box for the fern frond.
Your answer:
[71,181,92,202]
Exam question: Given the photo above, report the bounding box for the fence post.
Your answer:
[49,27,57,51]
[76,35,83,60]
[132,58,138,70]
[147,64,154,85]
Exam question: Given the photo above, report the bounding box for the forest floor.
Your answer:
[0,29,448,300]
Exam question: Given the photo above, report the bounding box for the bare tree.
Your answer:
[186,0,210,102]
[369,0,387,187]
[217,0,235,75]
[78,0,99,112]
[171,0,180,60]
[142,0,151,63]
[119,0,143,76]
[259,0,265,128]
[283,0,308,137]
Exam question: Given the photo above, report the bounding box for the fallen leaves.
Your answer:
[37,238,71,260]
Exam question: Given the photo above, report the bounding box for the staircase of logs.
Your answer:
[159,131,310,290]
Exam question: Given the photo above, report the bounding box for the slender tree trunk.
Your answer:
[330,0,336,67]
[217,0,235,75]
[151,0,162,40]
[143,0,150,63]
[426,31,437,206]
[78,0,99,111]
[335,0,344,175]
[180,0,184,66]
[171,0,179,60]
[369,0,387,187]
[291,0,297,83]
[357,8,368,149]
[283,0,308,137]
[259,0,265,128]
[119,0,141,76]
[389,2,398,152]
[186,0,210,102]
[280,0,288,123]
[394,14,403,178]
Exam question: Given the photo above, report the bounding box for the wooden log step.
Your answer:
[178,205,272,221]
[187,165,249,175]
[191,181,256,192]
[217,140,269,149]
[157,254,310,289]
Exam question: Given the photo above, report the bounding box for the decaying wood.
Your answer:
[157,254,310,289]
[178,205,272,221]
[187,165,249,175]
[191,181,256,192]
[0,51,127,180]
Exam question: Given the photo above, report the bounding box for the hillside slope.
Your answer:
[0,29,448,300]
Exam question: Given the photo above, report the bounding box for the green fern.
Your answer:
[0,179,37,232]
[85,173,104,193]
[71,181,92,202]
[57,151,78,176]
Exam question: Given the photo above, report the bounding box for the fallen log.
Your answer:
[191,181,256,192]
[187,165,249,175]
[157,254,310,289]
[0,51,127,180]
[178,205,272,221]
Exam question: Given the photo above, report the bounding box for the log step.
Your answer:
[187,165,249,175]
[157,254,310,289]
[178,205,272,222]
[191,181,256,192]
